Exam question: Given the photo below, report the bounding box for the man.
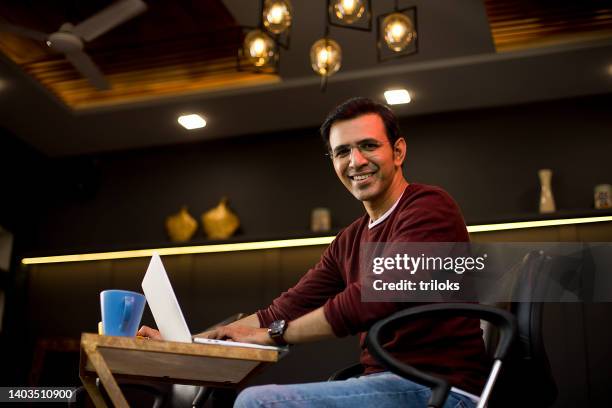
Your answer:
[139,97,488,407]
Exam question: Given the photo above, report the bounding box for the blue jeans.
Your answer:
[234,372,476,408]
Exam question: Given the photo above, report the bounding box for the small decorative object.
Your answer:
[311,207,332,232]
[201,197,240,240]
[538,169,556,213]
[165,206,198,243]
[594,184,612,209]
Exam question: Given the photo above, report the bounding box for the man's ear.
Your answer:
[394,137,407,164]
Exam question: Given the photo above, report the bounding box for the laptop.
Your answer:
[141,252,286,352]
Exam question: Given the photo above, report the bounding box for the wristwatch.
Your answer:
[268,319,289,346]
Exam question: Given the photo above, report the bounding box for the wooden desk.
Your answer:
[79,333,280,408]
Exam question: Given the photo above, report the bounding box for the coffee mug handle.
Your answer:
[120,296,134,330]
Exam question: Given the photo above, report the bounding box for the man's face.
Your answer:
[328,113,405,204]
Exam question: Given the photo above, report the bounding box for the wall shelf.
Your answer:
[20,211,612,265]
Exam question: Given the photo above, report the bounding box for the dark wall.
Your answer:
[404,94,612,221]
[0,128,47,248]
[0,128,50,385]
[27,93,612,253]
[30,128,363,252]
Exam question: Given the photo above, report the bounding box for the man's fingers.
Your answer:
[195,328,219,339]
[206,326,233,340]
[209,328,226,339]
[137,325,161,340]
[137,325,150,336]
[193,325,247,341]
[193,329,214,339]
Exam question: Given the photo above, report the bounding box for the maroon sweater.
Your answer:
[257,183,489,395]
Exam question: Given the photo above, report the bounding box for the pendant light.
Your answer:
[310,37,342,77]
[243,29,277,68]
[377,2,418,61]
[263,0,292,34]
[327,0,372,31]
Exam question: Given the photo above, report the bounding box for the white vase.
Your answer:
[539,169,556,213]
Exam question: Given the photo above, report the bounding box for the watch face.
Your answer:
[269,319,286,336]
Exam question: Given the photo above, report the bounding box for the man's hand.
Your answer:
[195,325,274,346]
[137,325,163,340]
[196,307,334,346]
[192,313,262,340]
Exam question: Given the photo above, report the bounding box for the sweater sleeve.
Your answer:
[323,188,468,337]
[257,237,346,327]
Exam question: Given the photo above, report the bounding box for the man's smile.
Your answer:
[348,172,375,182]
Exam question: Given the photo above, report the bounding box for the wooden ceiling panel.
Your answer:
[484,0,612,52]
[0,0,279,109]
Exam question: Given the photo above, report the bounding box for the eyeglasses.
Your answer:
[326,139,385,161]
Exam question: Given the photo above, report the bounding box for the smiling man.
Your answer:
[140,97,488,408]
[328,109,407,220]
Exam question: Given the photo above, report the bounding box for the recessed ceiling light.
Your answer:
[384,89,411,105]
[177,114,206,130]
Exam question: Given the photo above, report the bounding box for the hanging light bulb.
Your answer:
[382,12,416,52]
[333,0,366,24]
[310,38,342,76]
[263,0,292,34]
[243,29,276,67]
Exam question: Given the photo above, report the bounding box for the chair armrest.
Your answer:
[366,303,517,408]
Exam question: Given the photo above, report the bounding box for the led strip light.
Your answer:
[21,215,612,265]
[466,215,612,232]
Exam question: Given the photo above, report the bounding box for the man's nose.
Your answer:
[349,147,368,167]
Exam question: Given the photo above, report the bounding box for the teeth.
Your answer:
[352,174,372,181]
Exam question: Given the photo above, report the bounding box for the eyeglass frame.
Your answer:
[325,138,390,161]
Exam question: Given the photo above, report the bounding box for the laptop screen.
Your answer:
[141,253,192,343]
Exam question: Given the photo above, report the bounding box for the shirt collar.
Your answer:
[368,189,405,229]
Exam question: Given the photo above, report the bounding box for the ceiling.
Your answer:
[0,0,611,157]
[0,0,280,109]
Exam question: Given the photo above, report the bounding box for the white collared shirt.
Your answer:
[368,189,406,229]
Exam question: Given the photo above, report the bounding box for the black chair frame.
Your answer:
[365,303,516,408]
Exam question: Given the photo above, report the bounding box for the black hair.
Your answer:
[319,97,401,149]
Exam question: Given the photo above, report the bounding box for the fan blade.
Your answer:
[65,51,110,90]
[0,19,48,42]
[73,0,147,42]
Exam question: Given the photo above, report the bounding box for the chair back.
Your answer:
[488,251,558,407]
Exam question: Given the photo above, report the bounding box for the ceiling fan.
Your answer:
[0,0,148,90]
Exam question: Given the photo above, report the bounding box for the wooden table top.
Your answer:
[80,333,280,386]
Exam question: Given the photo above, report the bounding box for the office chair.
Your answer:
[330,250,559,408]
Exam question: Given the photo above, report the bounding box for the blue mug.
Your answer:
[100,290,146,337]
